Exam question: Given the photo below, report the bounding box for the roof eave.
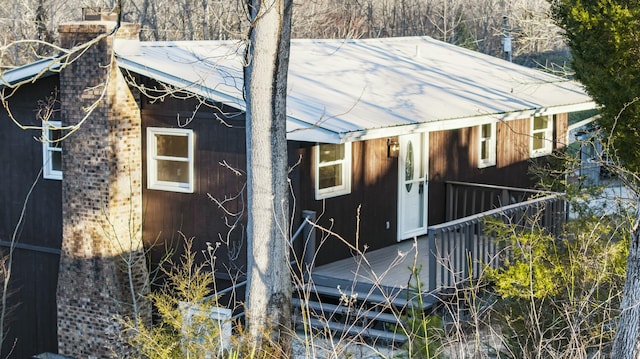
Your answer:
[0,56,61,88]
[116,56,247,111]
[331,101,599,144]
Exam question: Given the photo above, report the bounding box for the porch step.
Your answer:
[293,283,436,344]
[298,317,408,344]
[298,283,436,310]
[292,297,399,325]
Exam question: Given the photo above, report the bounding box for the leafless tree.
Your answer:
[243,0,294,353]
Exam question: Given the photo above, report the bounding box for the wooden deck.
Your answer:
[311,237,429,292]
[304,193,564,313]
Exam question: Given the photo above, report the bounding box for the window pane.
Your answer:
[319,164,342,189]
[51,151,62,171]
[50,128,63,148]
[157,160,189,183]
[481,140,489,160]
[319,144,344,163]
[481,124,491,138]
[533,132,545,150]
[156,134,188,157]
[533,116,548,130]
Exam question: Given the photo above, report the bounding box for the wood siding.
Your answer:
[428,116,567,225]
[0,75,61,358]
[297,138,398,266]
[555,112,568,149]
[140,96,249,276]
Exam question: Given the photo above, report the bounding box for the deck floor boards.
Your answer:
[311,237,431,290]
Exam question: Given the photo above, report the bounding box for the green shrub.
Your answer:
[485,197,630,358]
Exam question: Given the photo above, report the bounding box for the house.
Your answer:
[0,16,595,358]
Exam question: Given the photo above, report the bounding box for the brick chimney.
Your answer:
[56,14,148,359]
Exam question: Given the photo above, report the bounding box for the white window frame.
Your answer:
[147,127,195,193]
[315,142,352,200]
[478,122,496,168]
[530,115,554,157]
[42,120,63,180]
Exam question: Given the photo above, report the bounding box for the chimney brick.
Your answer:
[56,20,148,359]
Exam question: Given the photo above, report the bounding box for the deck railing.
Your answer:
[445,180,554,221]
[426,194,566,294]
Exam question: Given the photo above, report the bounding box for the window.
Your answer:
[531,115,554,157]
[315,142,352,200]
[478,122,496,168]
[147,127,194,193]
[42,121,63,180]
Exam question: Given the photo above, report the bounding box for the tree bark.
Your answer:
[612,200,640,359]
[244,0,293,352]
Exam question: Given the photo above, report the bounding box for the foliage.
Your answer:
[396,266,445,359]
[2,0,564,68]
[123,237,230,359]
[485,190,631,357]
[551,0,640,172]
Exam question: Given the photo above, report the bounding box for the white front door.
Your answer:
[398,132,428,240]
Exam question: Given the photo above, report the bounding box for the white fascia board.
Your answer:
[337,101,599,143]
[0,57,61,87]
[285,117,342,143]
[116,57,246,110]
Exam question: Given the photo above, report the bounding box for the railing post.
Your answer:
[427,229,438,294]
[446,182,454,221]
[302,210,317,278]
[501,188,510,206]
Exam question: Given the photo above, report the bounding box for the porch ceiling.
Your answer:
[116,37,595,144]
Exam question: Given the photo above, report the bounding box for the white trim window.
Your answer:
[478,122,496,168]
[315,142,352,200]
[42,121,63,180]
[147,127,195,193]
[531,115,554,157]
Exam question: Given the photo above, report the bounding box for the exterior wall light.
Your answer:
[387,138,399,158]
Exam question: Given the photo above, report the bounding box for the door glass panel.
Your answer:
[405,140,414,192]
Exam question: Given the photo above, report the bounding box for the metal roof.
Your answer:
[115,37,595,143]
[0,57,60,87]
[3,37,596,144]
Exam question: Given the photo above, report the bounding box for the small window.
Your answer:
[531,115,554,157]
[315,142,352,200]
[147,127,194,193]
[478,122,496,168]
[42,121,63,180]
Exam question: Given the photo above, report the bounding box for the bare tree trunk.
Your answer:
[244,0,293,352]
[612,203,640,359]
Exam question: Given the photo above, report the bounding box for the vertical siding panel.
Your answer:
[141,94,249,275]
[297,137,398,265]
[555,113,569,149]
[0,76,61,358]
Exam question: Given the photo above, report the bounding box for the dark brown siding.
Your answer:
[428,116,567,224]
[0,75,61,358]
[298,138,398,265]
[140,96,249,276]
[428,119,532,224]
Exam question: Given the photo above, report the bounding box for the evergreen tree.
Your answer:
[551,0,640,170]
[552,2,640,357]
